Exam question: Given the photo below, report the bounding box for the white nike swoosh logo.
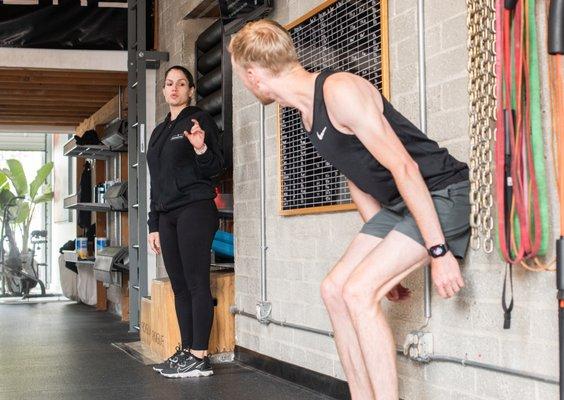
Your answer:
[178,360,199,372]
[316,127,327,140]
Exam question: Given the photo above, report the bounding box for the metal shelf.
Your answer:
[63,250,78,263]
[64,137,126,159]
[63,194,127,212]
[63,251,95,266]
[76,259,96,268]
[211,263,234,272]
[218,208,233,218]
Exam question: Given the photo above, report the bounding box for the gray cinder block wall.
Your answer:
[231,1,560,399]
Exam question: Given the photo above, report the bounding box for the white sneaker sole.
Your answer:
[161,369,214,378]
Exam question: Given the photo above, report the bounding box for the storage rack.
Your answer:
[63,139,126,160]
[63,133,127,310]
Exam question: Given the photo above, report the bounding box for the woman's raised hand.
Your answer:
[184,119,206,151]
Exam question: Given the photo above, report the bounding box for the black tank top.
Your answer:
[305,69,469,206]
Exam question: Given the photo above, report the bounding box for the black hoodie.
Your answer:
[147,106,224,233]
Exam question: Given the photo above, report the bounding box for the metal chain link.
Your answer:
[466,0,497,253]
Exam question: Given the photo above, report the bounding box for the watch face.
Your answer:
[431,245,445,257]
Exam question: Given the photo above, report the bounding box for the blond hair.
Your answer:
[228,19,299,75]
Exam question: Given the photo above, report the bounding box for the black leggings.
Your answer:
[159,199,219,350]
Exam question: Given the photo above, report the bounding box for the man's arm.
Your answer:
[347,180,381,223]
[324,73,463,299]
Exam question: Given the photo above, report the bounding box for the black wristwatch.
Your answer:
[428,243,450,258]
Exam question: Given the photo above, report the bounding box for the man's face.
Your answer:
[232,57,275,106]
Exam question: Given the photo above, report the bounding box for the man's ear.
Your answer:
[246,68,256,84]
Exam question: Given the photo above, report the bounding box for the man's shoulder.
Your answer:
[324,71,361,90]
[325,71,371,87]
[324,72,379,101]
[323,72,383,117]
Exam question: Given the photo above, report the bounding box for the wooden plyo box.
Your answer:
[208,271,235,354]
[140,296,152,346]
[149,278,180,359]
[140,272,235,361]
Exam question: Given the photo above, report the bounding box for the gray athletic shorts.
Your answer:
[360,180,471,259]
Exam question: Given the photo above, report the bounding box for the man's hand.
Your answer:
[431,253,464,298]
[184,119,206,151]
[386,283,411,302]
[148,232,161,255]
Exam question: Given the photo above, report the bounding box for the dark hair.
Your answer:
[164,65,195,88]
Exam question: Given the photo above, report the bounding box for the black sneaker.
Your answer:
[152,345,186,372]
[160,353,213,378]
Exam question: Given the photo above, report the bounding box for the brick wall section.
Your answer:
[232,1,560,399]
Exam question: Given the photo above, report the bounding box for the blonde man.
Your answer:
[229,19,470,400]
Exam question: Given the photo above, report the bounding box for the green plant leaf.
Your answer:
[1,169,13,188]
[33,190,54,204]
[29,162,53,201]
[0,171,8,191]
[0,189,15,210]
[13,201,30,224]
[6,159,27,197]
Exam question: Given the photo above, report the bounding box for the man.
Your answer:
[229,19,470,400]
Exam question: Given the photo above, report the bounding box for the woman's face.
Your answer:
[163,68,194,107]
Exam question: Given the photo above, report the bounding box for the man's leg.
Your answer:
[343,230,431,400]
[320,233,383,400]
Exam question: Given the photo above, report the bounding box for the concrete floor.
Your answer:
[0,300,333,400]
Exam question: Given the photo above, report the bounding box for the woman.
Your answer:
[147,65,224,378]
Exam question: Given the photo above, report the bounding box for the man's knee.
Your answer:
[343,275,383,313]
[320,270,346,306]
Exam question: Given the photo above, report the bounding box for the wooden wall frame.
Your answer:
[277,0,390,217]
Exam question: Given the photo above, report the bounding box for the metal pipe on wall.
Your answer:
[231,307,334,337]
[231,306,557,385]
[417,0,432,321]
[256,103,272,322]
[427,354,558,385]
[260,104,267,303]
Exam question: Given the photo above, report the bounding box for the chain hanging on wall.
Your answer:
[466,0,497,253]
